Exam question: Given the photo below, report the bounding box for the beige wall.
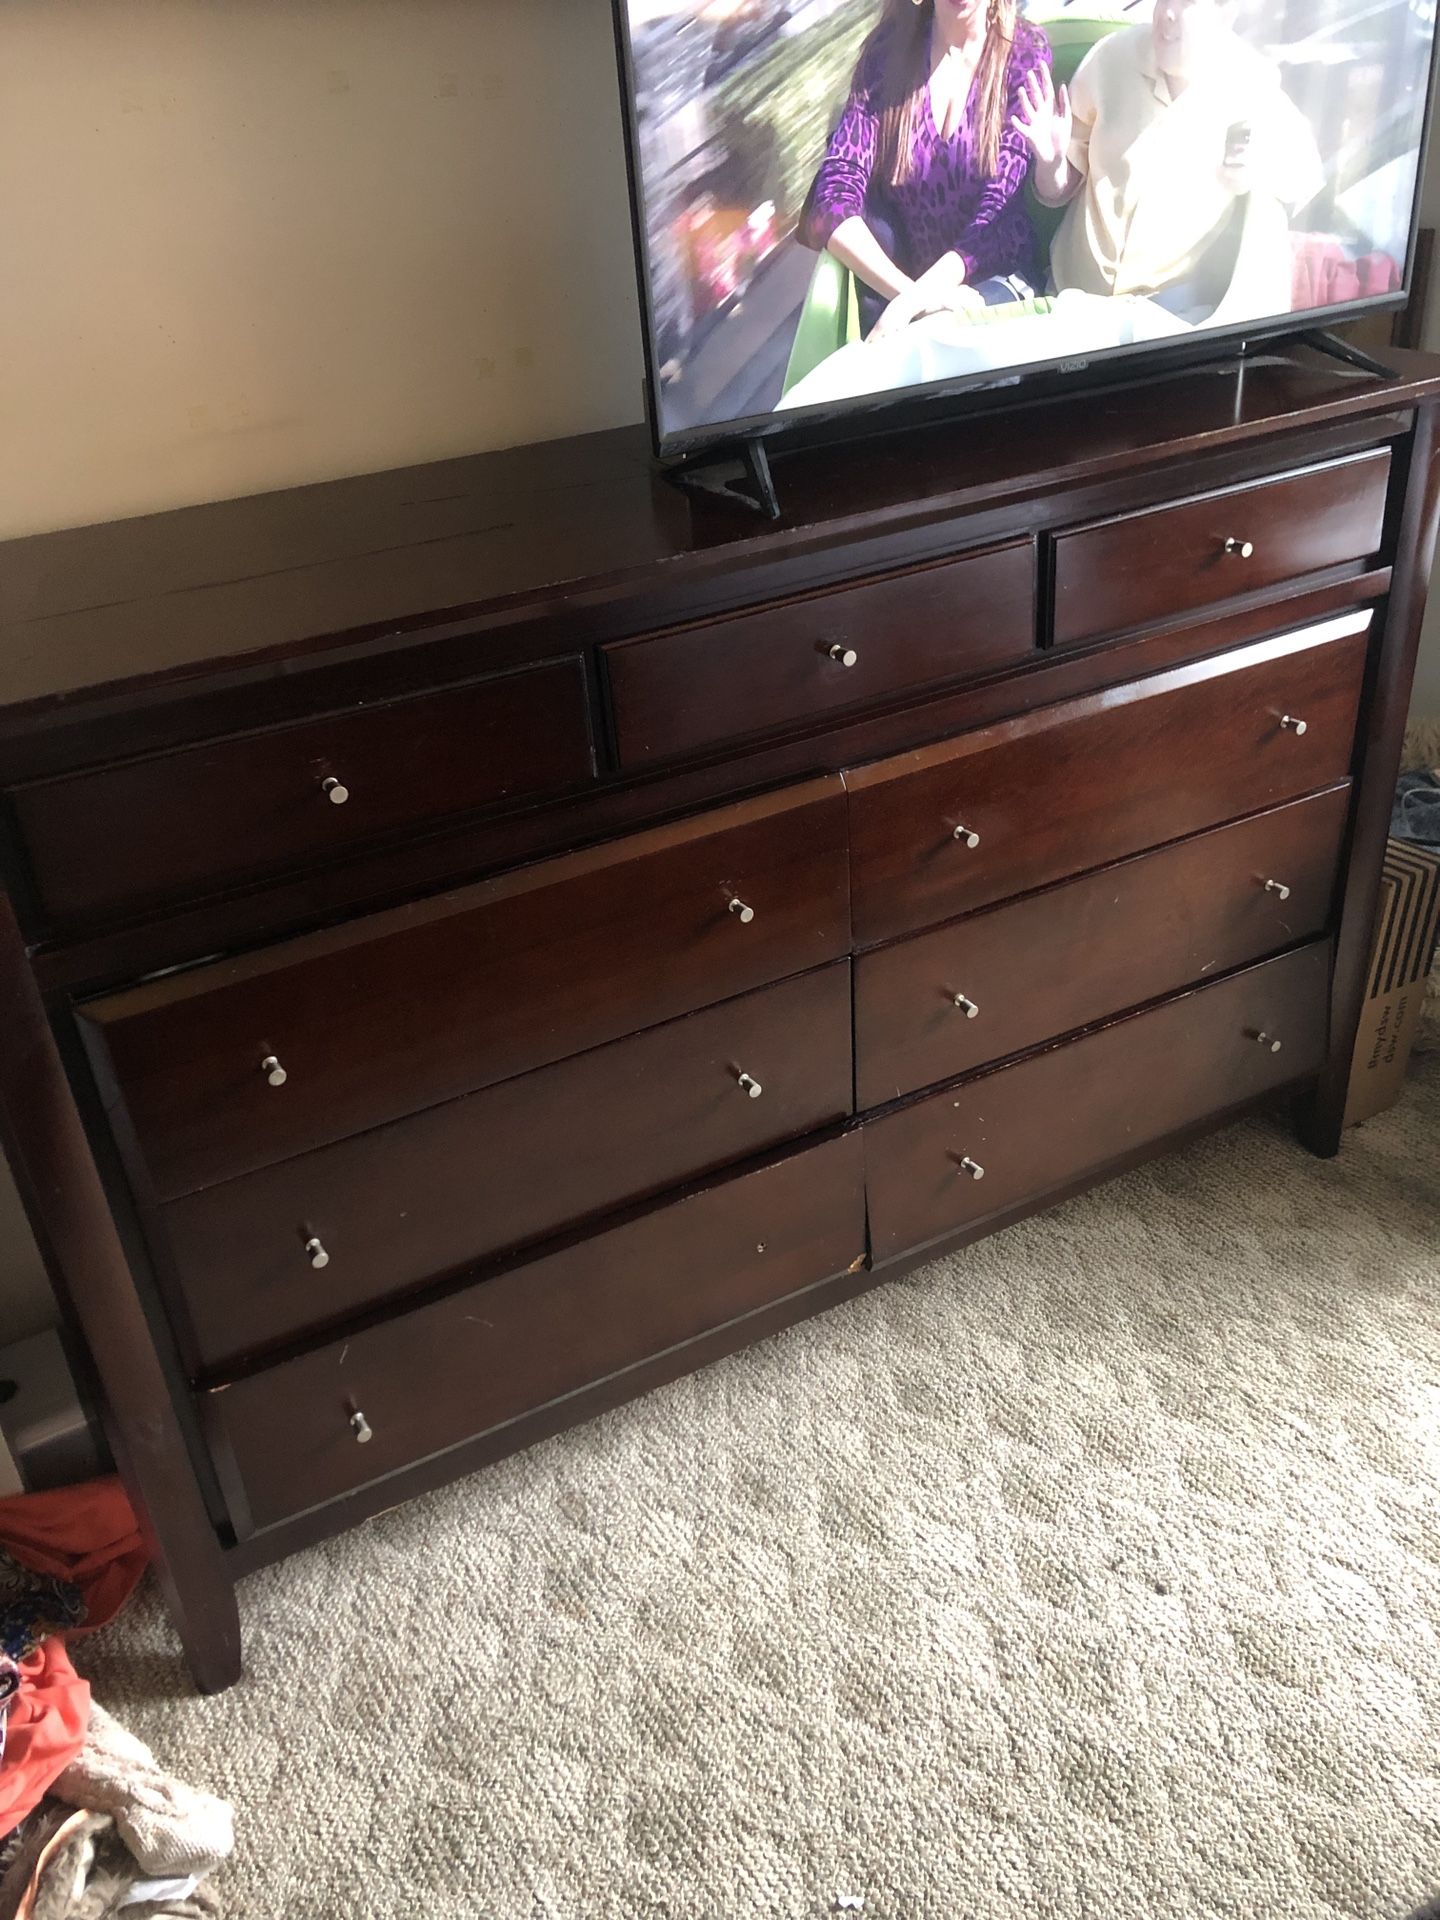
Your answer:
[0,0,646,540]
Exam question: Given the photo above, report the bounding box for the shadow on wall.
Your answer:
[0,1161,54,1339]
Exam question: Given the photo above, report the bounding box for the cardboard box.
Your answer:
[1344,837,1440,1126]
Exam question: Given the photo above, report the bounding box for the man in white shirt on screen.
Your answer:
[1014,0,1324,322]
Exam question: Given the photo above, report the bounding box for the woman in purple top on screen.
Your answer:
[799,0,1051,339]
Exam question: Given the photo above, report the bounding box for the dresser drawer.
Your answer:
[201,1129,865,1535]
[865,941,1330,1261]
[847,612,1369,946]
[79,776,850,1200]
[13,658,595,927]
[855,784,1349,1108]
[603,540,1034,767]
[1050,449,1390,649]
[160,961,853,1371]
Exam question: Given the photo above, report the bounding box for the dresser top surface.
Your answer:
[1,343,1437,722]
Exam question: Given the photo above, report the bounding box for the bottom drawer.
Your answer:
[203,1129,865,1536]
[865,942,1330,1261]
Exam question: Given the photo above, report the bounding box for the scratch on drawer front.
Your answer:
[338,1345,349,1368]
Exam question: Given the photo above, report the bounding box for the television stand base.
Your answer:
[1299,328,1397,380]
[667,437,781,521]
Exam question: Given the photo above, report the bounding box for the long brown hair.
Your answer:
[862,0,1019,182]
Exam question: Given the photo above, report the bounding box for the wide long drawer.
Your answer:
[1050,449,1391,649]
[80,775,850,1200]
[865,941,1330,1261]
[13,658,596,928]
[846,613,1369,946]
[855,784,1349,1108]
[603,540,1034,767]
[160,961,853,1371]
[202,1129,867,1536]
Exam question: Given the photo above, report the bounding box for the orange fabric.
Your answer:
[0,1640,90,1839]
[0,1477,147,1633]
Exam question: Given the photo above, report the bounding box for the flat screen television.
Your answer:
[611,0,1440,460]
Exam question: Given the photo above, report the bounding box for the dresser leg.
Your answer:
[1295,1089,1343,1159]
[163,1573,243,1695]
[0,891,244,1695]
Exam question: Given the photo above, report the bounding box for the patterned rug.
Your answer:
[77,1056,1440,1920]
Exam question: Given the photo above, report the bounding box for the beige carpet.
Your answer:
[79,1057,1440,1920]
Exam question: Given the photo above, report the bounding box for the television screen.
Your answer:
[613,0,1438,452]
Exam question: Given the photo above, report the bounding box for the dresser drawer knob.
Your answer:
[304,1235,330,1269]
[736,1071,763,1099]
[350,1409,373,1444]
[951,992,980,1019]
[261,1054,287,1088]
[728,897,756,924]
[825,642,859,668]
[1263,878,1292,901]
[321,776,350,805]
[954,1154,985,1181]
[1223,536,1255,558]
[1248,1029,1283,1053]
[951,823,981,849]
[1279,714,1308,736]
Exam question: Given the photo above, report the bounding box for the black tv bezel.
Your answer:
[608,0,1440,465]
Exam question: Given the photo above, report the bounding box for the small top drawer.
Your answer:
[11,658,595,927]
[603,540,1034,767]
[79,775,850,1199]
[1050,449,1391,649]
[846,611,1369,947]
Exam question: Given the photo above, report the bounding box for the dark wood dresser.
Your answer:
[1,348,1435,1692]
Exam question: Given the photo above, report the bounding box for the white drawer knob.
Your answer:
[350,1409,373,1444]
[1249,1029,1282,1053]
[728,897,756,924]
[955,1155,985,1181]
[952,823,981,849]
[1279,715,1307,736]
[951,992,980,1019]
[305,1235,330,1270]
[321,776,350,805]
[1263,878,1291,901]
[736,1071,763,1099]
[826,642,858,667]
[261,1054,287,1088]
[1223,536,1254,558]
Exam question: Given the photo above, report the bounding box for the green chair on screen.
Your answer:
[778,10,1128,399]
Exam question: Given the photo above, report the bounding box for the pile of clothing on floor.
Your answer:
[0,1480,233,1919]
